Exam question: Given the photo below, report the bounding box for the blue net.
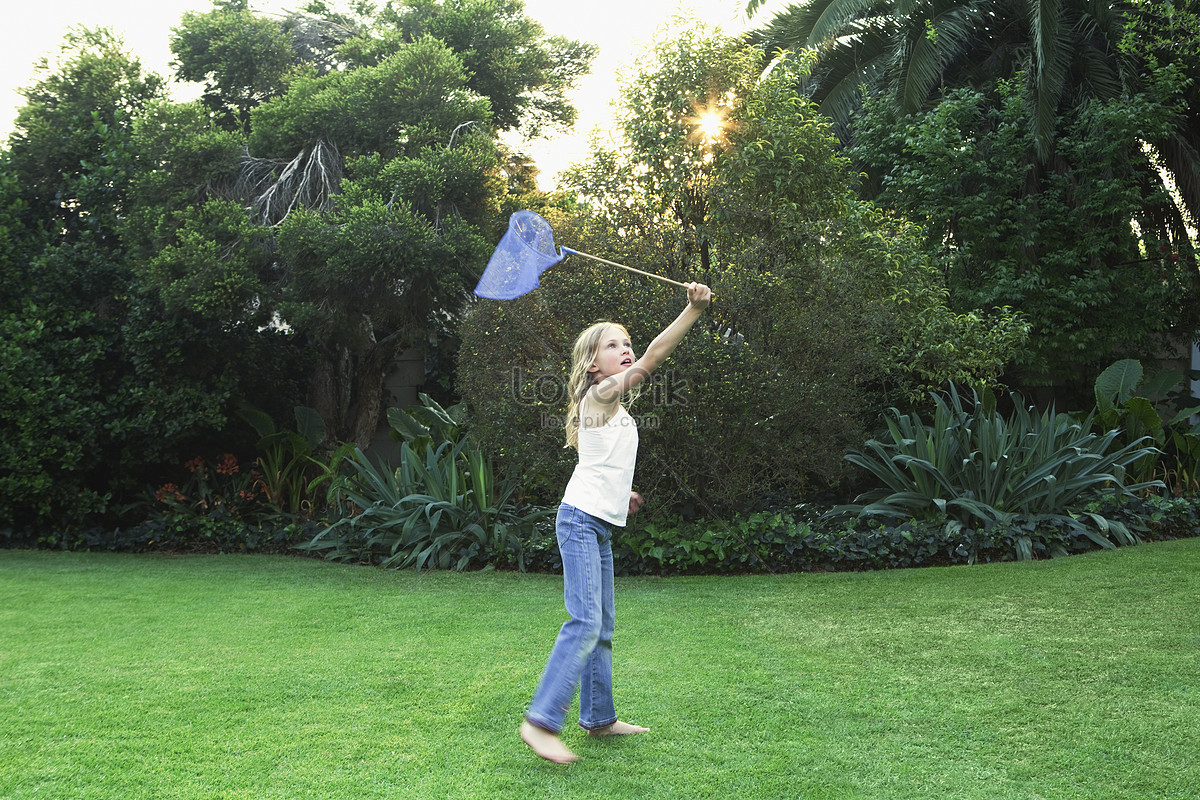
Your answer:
[474,211,565,299]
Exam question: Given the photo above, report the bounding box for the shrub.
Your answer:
[830,385,1164,558]
[1089,358,1200,494]
[236,403,331,518]
[302,397,550,570]
[507,492,1200,577]
[0,303,111,534]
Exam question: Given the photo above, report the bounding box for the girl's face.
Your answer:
[588,324,635,382]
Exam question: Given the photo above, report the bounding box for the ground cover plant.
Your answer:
[2,544,1197,799]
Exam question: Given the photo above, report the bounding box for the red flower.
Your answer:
[156,483,185,503]
[215,453,240,476]
[184,457,205,474]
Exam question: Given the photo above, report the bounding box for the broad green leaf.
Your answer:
[294,405,326,449]
[1095,359,1143,406]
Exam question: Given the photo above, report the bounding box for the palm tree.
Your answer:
[745,0,1198,226]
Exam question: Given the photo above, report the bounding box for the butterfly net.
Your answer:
[474,211,565,299]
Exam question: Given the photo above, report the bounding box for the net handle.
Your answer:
[561,247,691,289]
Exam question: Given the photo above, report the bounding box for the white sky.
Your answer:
[1,0,787,189]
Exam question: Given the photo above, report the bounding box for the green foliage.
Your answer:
[459,258,800,515]
[1090,359,1200,495]
[832,385,1164,558]
[303,398,550,570]
[7,26,166,242]
[122,101,245,259]
[512,492,1200,575]
[0,304,111,532]
[105,451,312,555]
[273,152,494,345]
[712,47,1028,407]
[373,0,599,136]
[385,392,466,453]
[1119,0,1200,221]
[151,453,259,521]
[169,2,295,131]
[748,0,1197,219]
[140,199,275,324]
[1,0,593,538]
[0,158,40,301]
[851,80,1196,390]
[459,31,1028,514]
[248,35,492,158]
[135,0,593,454]
[237,403,331,518]
[0,31,313,536]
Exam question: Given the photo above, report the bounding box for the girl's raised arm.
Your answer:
[593,282,711,404]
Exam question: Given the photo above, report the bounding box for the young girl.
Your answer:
[520,281,712,764]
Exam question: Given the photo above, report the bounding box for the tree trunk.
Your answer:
[344,338,400,449]
[308,318,406,449]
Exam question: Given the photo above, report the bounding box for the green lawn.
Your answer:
[2,542,1198,799]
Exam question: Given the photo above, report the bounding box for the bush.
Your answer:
[506,492,1200,577]
[0,303,111,533]
[850,79,1199,396]
[302,397,551,570]
[830,385,1164,558]
[1089,358,1200,494]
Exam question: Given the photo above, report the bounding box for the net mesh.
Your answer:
[473,211,564,299]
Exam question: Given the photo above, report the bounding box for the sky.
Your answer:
[1,0,787,188]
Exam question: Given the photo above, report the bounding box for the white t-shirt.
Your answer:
[561,406,639,527]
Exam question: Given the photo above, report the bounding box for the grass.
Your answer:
[1,542,1198,800]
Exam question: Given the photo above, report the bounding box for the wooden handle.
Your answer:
[561,248,691,289]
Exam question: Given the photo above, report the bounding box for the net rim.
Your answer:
[508,210,561,262]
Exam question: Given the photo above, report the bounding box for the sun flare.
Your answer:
[696,110,725,141]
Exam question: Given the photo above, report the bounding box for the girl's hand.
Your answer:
[687,282,711,309]
[628,491,644,516]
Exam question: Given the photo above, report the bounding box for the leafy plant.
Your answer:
[831,385,1164,558]
[1091,358,1200,494]
[303,399,550,570]
[385,392,465,454]
[237,402,328,517]
[459,35,1025,518]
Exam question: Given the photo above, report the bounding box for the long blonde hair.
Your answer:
[564,321,638,449]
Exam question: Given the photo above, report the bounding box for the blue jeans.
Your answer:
[525,504,618,733]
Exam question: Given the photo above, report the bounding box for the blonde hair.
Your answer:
[564,321,638,449]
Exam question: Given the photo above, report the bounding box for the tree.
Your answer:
[170,0,296,133]
[746,0,1200,226]
[851,77,1197,393]
[1,29,162,532]
[1,28,310,535]
[173,0,599,140]
[145,0,596,448]
[749,0,1200,397]
[457,29,1027,515]
[361,0,599,136]
[8,27,166,243]
[1120,0,1200,229]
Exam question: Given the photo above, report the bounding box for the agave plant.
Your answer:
[304,399,550,570]
[832,385,1164,558]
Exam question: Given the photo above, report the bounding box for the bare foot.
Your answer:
[587,720,649,736]
[520,720,579,764]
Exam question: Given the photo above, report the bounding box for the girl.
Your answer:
[520,281,712,764]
